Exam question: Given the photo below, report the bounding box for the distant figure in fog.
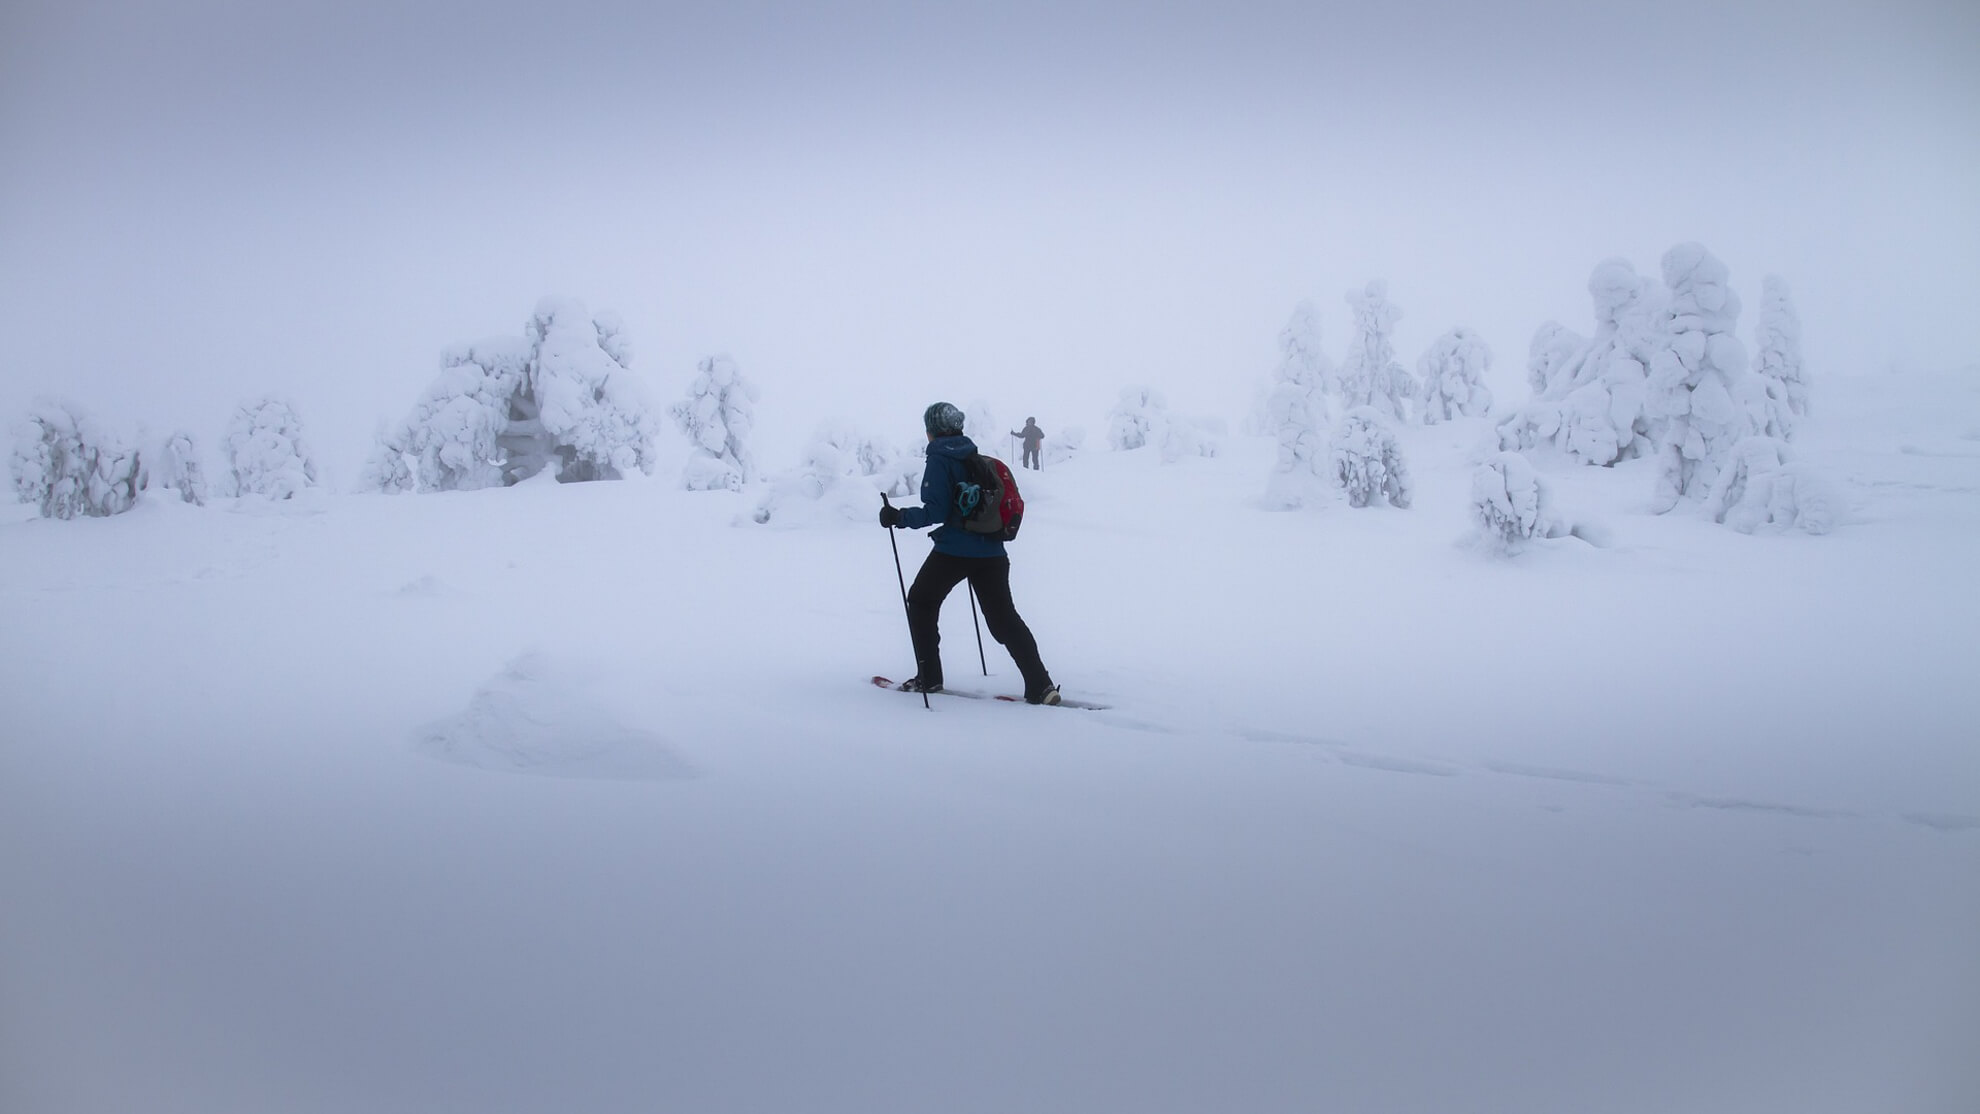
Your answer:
[1011,417,1044,470]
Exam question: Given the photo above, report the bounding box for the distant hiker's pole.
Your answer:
[967,583,989,676]
[881,494,929,709]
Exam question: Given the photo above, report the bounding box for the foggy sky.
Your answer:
[3,0,1976,475]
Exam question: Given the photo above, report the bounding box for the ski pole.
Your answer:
[967,582,988,676]
[881,494,929,709]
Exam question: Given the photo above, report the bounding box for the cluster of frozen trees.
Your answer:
[749,420,920,527]
[1495,243,1815,528]
[1265,280,1516,510]
[9,401,144,519]
[1041,426,1086,467]
[1108,386,1221,462]
[363,298,660,493]
[1263,283,1485,510]
[10,395,320,519]
[671,355,758,491]
[1107,386,1165,452]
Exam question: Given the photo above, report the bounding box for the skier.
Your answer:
[879,402,1060,705]
[1011,416,1045,470]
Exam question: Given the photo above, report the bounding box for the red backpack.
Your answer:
[956,454,1025,541]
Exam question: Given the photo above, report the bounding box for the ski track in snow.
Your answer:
[1223,724,1967,832]
[1903,812,1980,833]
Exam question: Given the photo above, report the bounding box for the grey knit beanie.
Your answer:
[923,401,965,436]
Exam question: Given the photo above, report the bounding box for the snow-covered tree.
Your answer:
[1752,274,1806,440]
[154,431,208,506]
[1042,425,1086,467]
[376,298,660,493]
[963,399,1003,455]
[1108,386,1167,450]
[1702,436,1835,535]
[1646,243,1766,512]
[387,338,529,492]
[1497,259,1663,467]
[1161,416,1221,463]
[1469,452,1570,554]
[1334,281,1414,421]
[749,420,920,526]
[1331,407,1412,508]
[1416,327,1494,424]
[358,422,415,494]
[527,300,659,483]
[226,396,319,500]
[10,399,144,519]
[670,354,758,491]
[1526,321,1586,396]
[1264,300,1333,508]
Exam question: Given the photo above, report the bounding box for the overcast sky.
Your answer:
[3,0,1976,476]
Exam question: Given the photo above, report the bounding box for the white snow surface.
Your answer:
[3,372,1978,1114]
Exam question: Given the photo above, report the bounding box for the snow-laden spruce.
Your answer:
[1469,452,1570,554]
[226,397,319,500]
[1264,300,1333,508]
[1108,386,1167,451]
[1331,407,1412,508]
[1497,259,1663,467]
[154,431,208,506]
[367,338,528,493]
[1646,243,1767,512]
[671,354,758,492]
[367,298,659,493]
[526,300,658,483]
[1752,275,1806,440]
[10,399,144,519]
[749,421,921,527]
[1416,327,1494,424]
[1702,436,1835,535]
[1334,281,1414,422]
[358,421,416,495]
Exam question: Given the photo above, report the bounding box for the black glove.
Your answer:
[879,504,902,528]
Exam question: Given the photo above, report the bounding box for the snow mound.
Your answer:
[418,653,695,781]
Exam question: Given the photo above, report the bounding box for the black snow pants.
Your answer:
[906,551,1052,696]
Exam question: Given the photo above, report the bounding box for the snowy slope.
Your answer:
[2,372,1976,1114]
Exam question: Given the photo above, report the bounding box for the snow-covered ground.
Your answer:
[3,371,1976,1114]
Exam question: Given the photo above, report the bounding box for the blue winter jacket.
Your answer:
[899,434,1006,558]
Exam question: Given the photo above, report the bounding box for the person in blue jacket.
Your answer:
[879,401,1060,705]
